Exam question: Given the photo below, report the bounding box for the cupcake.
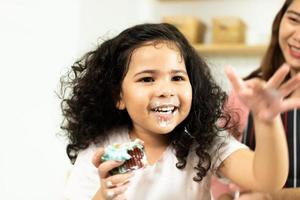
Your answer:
[101,139,147,175]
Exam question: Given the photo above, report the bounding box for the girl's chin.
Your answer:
[154,127,176,134]
[151,124,177,134]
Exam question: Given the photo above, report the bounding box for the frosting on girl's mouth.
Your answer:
[149,104,179,127]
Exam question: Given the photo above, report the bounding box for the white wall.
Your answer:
[0,0,80,199]
[78,0,155,54]
[0,0,286,199]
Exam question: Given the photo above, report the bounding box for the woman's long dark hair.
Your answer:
[245,0,293,80]
[60,23,231,182]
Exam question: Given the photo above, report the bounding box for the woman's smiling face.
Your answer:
[279,0,300,74]
[117,42,192,136]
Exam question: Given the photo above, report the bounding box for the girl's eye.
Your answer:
[138,77,154,82]
[172,76,185,81]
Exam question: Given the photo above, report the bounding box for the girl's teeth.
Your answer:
[154,106,175,112]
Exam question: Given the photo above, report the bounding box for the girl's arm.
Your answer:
[218,64,300,192]
[218,188,300,200]
[271,188,300,200]
[219,116,288,192]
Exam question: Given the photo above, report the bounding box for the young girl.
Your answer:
[61,23,300,200]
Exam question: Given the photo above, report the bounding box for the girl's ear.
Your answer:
[116,100,125,110]
[116,93,126,110]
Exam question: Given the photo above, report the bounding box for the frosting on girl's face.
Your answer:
[117,42,192,136]
[149,98,180,128]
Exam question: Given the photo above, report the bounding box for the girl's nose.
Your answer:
[159,89,174,97]
[155,82,175,97]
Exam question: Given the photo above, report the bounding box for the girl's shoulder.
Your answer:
[209,131,248,170]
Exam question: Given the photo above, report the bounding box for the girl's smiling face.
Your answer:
[279,0,300,74]
[117,42,192,136]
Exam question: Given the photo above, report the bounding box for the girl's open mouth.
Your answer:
[151,105,178,122]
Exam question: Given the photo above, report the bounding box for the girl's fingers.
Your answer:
[259,98,300,121]
[104,182,129,200]
[238,192,272,200]
[239,79,266,108]
[114,194,126,200]
[278,73,300,97]
[98,160,125,178]
[106,172,134,187]
[265,63,290,89]
[281,98,300,111]
[225,66,245,92]
[92,147,105,167]
[228,183,243,192]
[226,63,299,120]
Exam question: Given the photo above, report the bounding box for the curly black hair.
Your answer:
[60,23,231,182]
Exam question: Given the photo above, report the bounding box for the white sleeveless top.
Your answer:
[64,128,247,200]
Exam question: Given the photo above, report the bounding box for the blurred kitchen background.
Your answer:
[0,0,284,199]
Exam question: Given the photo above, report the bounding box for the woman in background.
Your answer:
[215,0,300,199]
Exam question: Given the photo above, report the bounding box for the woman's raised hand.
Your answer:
[226,63,300,123]
[92,147,133,200]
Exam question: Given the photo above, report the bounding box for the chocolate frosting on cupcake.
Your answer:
[101,139,147,175]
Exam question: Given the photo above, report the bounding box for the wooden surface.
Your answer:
[193,44,267,56]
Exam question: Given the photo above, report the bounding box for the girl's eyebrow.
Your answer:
[286,10,300,17]
[134,70,156,77]
[171,70,188,75]
[134,69,188,77]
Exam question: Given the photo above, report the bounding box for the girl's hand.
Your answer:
[92,147,133,200]
[226,64,300,123]
[237,192,272,200]
[227,183,272,200]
